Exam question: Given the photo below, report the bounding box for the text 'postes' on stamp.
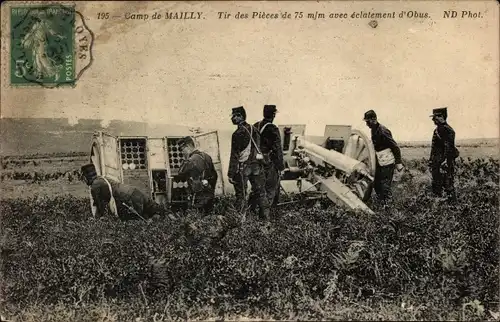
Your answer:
[10,5,94,88]
[11,5,75,86]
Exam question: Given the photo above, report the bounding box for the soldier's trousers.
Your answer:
[250,163,280,209]
[431,161,456,201]
[232,162,270,219]
[374,163,395,204]
[118,190,159,220]
[192,189,215,215]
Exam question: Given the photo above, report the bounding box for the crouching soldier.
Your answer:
[177,136,218,215]
[81,163,160,220]
[429,107,459,203]
[228,106,270,220]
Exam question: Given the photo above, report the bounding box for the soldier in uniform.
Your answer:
[429,107,459,202]
[228,106,270,220]
[251,104,285,209]
[81,163,160,220]
[177,136,218,215]
[363,110,404,205]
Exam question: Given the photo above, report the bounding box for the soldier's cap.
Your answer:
[177,136,196,149]
[363,110,377,121]
[430,107,447,119]
[81,163,97,177]
[231,106,246,119]
[263,105,278,114]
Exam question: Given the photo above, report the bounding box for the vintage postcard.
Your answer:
[1,0,498,321]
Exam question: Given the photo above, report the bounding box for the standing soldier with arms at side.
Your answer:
[429,107,459,203]
[227,106,270,220]
[81,163,160,220]
[363,110,404,206]
[177,136,218,215]
[252,104,285,209]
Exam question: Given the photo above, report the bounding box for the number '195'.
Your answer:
[97,12,109,19]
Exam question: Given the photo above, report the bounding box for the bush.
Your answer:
[1,158,498,321]
[0,169,82,182]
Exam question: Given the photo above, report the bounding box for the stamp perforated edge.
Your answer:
[3,1,94,89]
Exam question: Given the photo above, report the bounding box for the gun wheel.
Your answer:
[343,130,376,201]
[86,138,104,217]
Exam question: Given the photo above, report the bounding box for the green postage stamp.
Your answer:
[10,4,77,86]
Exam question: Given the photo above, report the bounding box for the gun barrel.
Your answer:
[296,136,370,177]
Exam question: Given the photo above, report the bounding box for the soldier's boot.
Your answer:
[252,188,269,221]
[266,186,278,209]
[431,169,444,197]
[259,193,271,221]
[431,184,443,197]
[272,186,281,208]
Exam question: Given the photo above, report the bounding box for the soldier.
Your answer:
[363,110,404,205]
[228,106,270,220]
[81,163,160,220]
[177,136,218,215]
[429,107,459,202]
[252,104,285,209]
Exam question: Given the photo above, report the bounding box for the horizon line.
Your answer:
[1,116,498,141]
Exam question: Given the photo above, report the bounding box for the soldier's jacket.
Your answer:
[430,123,459,164]
[90,177,156,217]
[178,150,218,194]
[228,122,261,179]
[371,123,402,165]
[254,119,285,171]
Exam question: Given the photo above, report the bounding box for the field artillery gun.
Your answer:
[277,125,377,215]
[88,129,225,210]
[87,124,377,215]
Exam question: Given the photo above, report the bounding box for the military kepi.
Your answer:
[232,106,246,119]
[263,105,278,114]
[178,136,195,149]
[81,163,97,179]
[430,107,447,119]
[363,109,377,121]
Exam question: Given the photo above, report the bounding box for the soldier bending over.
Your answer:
[81,163,160,220]
[177,136,218,215]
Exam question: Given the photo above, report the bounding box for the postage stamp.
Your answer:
[10,4,94,88]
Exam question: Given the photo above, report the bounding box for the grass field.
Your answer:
[0,144,499,321]
[1,143,497,199]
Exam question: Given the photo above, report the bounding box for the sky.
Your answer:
[1,1,498,142]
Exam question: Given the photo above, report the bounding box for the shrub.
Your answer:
[0,170,82,183]
[1,158,498,320]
